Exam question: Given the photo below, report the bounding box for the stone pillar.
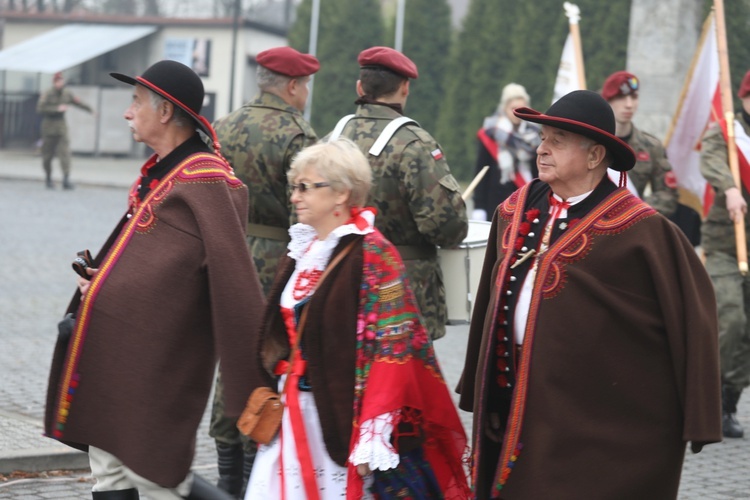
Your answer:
[627,0,703,140]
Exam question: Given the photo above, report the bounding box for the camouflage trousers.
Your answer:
[404,256,447,340]
[209,370,255,451]
[41,133,71,175]
[705,251,750,391]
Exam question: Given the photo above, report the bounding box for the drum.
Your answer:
[438,220,492,324]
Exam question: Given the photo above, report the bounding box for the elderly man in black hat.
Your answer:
[458,90,722,499]
[44,60,264,500]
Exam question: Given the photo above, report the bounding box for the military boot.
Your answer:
[45,172,54,189]
[63,174,74,190]
[92,488,139,499]
[722,385,744,438]
[184,474,235,500]
[215,442,243,498]
[239,442,258,498]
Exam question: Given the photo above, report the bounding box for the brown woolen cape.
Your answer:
[44,152,265,487]
[458,182,721,499]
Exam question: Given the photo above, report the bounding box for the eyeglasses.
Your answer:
[291,181,331,193]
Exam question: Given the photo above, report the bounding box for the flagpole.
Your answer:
[564,2,586,90]
[714,0,748,274]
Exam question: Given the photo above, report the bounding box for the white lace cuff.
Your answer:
[348,411,400,471]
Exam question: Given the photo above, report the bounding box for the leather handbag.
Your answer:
[237,239,358,444]
[237,386,284,445]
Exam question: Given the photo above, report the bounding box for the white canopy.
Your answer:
[0,24,157,73]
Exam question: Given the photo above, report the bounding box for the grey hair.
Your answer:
[148,90,192,128]
[288,138,372,207]
[579,137,614,168]
[256,65,293,91]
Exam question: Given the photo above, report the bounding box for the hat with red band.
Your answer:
[513,90,636,171]
[110,60,219,149]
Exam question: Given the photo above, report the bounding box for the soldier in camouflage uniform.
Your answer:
[699,69,750,439]
[601,71,702,246]
[601,71,678,214]
[329,46,468,340]
[210,46,319,497]
[36,72,94,190]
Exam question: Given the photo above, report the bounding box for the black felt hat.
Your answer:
[513,90,636,172]
[110,60,217,145]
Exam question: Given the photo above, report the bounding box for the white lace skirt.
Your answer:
[245,376,373,499]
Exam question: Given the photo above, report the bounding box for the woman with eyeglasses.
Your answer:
[244,138,469,499]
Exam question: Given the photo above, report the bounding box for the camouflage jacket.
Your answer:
[700,116,750,254]
[331,103,468,338]
[213,91,317,293]
[624,125,679,217]
[36,87,93,136]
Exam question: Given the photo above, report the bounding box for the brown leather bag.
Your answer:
[237,240,357,445]
[237,387,283,445]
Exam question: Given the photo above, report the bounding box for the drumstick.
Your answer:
[462,165,490,201]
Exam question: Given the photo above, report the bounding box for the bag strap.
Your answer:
[279,238,359,395]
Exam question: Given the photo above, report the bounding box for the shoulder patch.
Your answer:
[431,148,443,160]
[636,151,650,162]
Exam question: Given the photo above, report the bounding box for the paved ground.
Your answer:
[0,149,749,498]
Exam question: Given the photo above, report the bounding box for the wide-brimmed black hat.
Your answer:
[110,60,217,145]
[513,90,636,171]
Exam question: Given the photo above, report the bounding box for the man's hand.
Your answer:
[725,186,747,223]
[77,267,99,295]
[485,412,503,442]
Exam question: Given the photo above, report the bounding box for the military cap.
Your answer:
[358,46,418,79]
[514,90,636,171]
[110,60,218,146]
[53,72,64,81]
[256,47,320,77]
[738,70,750,99]
[601,71,639,101]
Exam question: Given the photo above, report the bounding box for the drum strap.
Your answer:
[329,114,419,157]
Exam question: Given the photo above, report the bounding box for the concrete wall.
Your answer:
[627,0,703,140]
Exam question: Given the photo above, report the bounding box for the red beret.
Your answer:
[53,72,64,81]
[601,71,639,101]
[738,70,750,98]
[358,46,418,79]
[256,47,320,77]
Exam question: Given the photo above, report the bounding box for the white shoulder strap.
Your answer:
[369,116,418,157]
[329,114,356,141]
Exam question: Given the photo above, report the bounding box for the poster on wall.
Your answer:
[164,38,211,77]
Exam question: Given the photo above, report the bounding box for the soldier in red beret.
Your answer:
[210,45,319,497]
[601,70,701,245]
[329,46,467,341]
[701,68,750,440]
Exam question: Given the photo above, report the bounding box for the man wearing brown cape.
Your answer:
[458,90,721,499]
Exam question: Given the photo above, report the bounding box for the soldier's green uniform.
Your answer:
[209,90,317,480]
[214,91,318,293]
[36,84,93,187]
[622,125,678,216]
[334,103,468,339]
[700,118,750,404]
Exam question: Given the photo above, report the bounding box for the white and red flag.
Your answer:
[664,14,720,215]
